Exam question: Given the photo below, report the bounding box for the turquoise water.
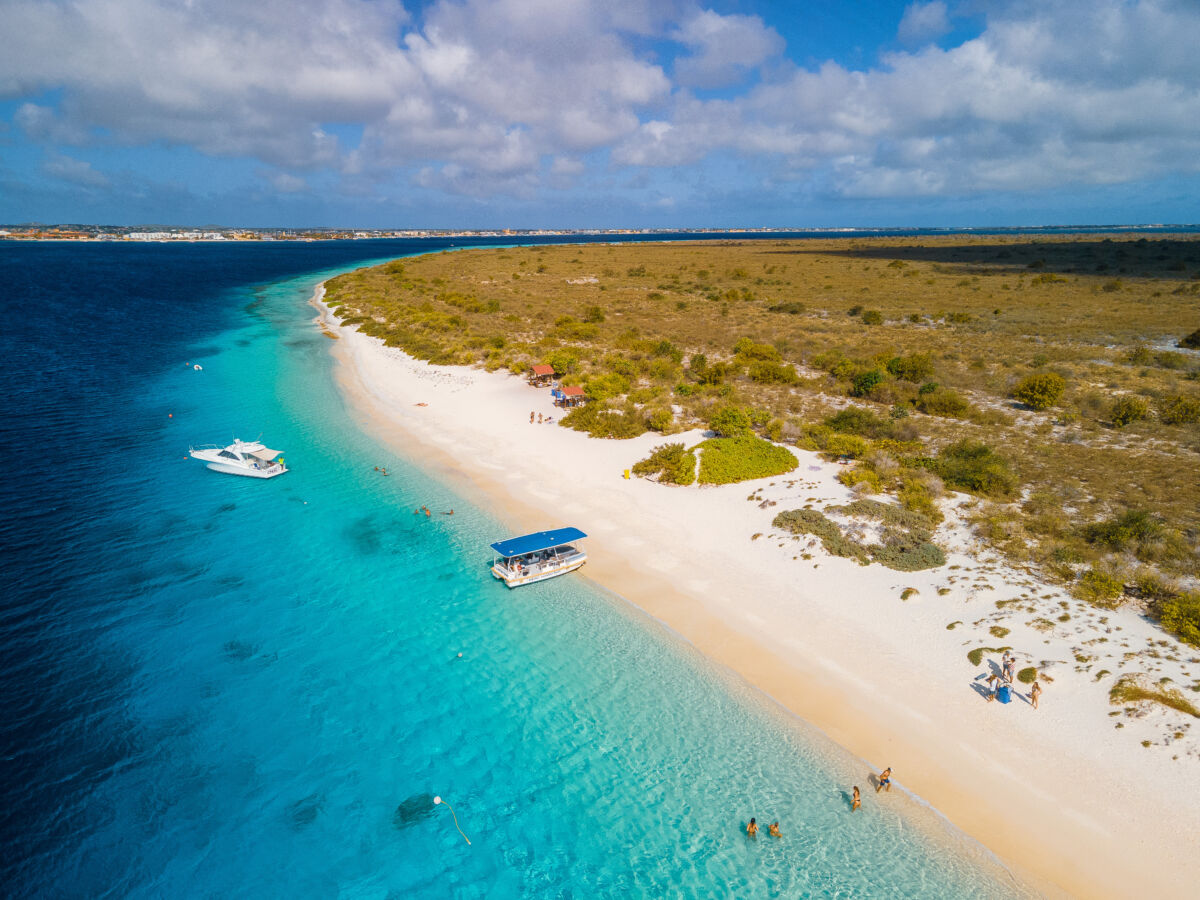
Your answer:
[2,248,1032,897]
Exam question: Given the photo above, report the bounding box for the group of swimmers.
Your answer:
[745,818,781,838]
[747,769,891,836]
[412,506,454,517]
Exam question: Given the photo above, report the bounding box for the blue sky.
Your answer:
[2,0,1199,228]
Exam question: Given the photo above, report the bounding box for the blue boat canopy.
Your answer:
[490,527,587,558]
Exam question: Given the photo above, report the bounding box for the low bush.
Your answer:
[1157,591,1200,646]
[915,388,972,418]
[869,529,946,571]
[1083,509,1162,552]
[772,509,869,563]
[733,337,781,362]
[708,404,753,437]
[925,440,1018,497]
[1158,393,1200,425]
[748,361,800,385]
[886,352,936,383]
[768,301,806,314]
[1012,372,1067,410]
[584,371,631,402]
[861,309,884,325]
[825,407,893,438]
[1073,568,1125,607]
[1180,327,1200,350]
[632,442,697,485]
[1017,667,1037,684]
[831,498,935,533]
[837,467,882,493]
[1109,675,1200,717]
[1110,395,1149,427]
[851,369,885,397]
[560,401,648,439]
[697,434,797,484]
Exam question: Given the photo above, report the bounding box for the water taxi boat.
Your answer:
[189,439,287,478]
[490,527,587,587]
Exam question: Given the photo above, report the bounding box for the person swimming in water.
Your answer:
[746,817,758,837]
[768,821,781,837]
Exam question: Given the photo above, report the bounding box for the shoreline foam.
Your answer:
[314,284,1200,899]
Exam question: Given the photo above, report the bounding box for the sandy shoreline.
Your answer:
[314,285,1200,898]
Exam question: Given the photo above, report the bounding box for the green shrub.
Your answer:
[898,476,943,525]
[583,304,606,323]
[1017,667,1037,684]
[768,301,806,314]
[1109,675,1200,717]
[708,404,752,437]
[1158,591,1200,646]
[1012,372,1067,410]
[837,467,882,493]
[1159,393,1200,425]
[545,347,582,375]
[697,434,797,484]
[1110,395,1149,427]
[733,337,781,362]
[560,401,648,439]
[823,433,870,459]
[647,408,674,432]
[886,353,936,383]
[584,371,631,401]
[861,309,884,325]
[1083,509,1163,551]
[851,369,885,397]
[869,530,946,571]
[748,361,799,385]
[632,442,697,485]
[772,509,869,563]
[1180,328,1200,350]
[831,498,934,533]
[1074,568,1125,607]
[926,439,1018,497]
[825,407,891,438]
[915,388,972,418]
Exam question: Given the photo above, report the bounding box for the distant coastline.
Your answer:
[3,223,1200,243]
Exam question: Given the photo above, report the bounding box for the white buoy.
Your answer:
[193,364,203,371]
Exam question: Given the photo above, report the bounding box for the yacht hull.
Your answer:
[491,556,586,587]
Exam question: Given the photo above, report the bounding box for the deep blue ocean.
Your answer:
[0,236,1037,898]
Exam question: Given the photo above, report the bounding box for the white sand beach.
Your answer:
[316,287,1200,899]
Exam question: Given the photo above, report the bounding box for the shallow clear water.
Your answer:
[1,241,1032,897]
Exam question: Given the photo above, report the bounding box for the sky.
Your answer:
[2,0,1200,228]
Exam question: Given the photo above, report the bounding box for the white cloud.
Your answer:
[671,9,784,88]
[41,151,109,188]
[3,0,1200,208]
[898,2,951,46]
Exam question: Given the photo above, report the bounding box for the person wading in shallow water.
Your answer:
[852,786,861,811]
[768,821,781,837]
[876,767,892,793]
[746,817,758,837]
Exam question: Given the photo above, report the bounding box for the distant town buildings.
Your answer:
[0,225,791,242]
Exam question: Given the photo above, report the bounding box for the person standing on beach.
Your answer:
[1031,680,1042,710]
[852,786,861,811]
[746,817,758,837]
[876,767,892,793]
[530,411,535,423]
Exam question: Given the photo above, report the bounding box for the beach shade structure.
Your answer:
[555,385,586,407]
[528,364,555,386]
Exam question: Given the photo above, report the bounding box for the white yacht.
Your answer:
[490,527,587,587]
[189,439,287,478]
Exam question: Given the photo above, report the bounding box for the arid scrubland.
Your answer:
[324,235,1200,647]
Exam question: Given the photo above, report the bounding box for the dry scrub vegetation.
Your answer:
[324,235,1200,642]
